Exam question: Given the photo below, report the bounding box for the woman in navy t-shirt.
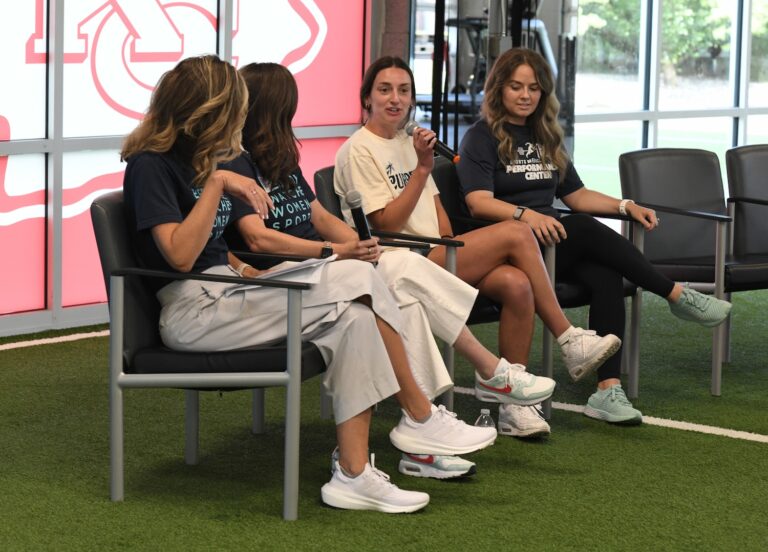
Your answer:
[457,48,732,424]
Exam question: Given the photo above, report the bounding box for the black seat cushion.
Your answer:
[130,341,325,377]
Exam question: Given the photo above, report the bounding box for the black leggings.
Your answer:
[553,214,675,381]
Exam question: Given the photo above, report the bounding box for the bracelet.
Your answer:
[235,262,252,277]
[619,199,635,216]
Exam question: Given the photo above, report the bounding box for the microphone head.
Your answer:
[346,189,363,209]
[404,120,419,136]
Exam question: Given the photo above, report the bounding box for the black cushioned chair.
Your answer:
[431,157,640,398]
[91,190,326,520]
[619,148,737,396]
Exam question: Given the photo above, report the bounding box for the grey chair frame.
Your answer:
[92,191,319,520]
[619,148,732,396]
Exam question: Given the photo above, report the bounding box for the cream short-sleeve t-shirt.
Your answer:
[335,126,441,239]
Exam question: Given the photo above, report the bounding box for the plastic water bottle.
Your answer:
[474,408,494,427]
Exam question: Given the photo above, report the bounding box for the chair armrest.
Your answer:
[727,196,768,208]
[372,230,465,247]
[111,266,311,290]
[556,205,635,222]
[232,251,310,264]
[636,202,731,222]
[378,239,431,252]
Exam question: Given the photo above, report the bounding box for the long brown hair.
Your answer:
[482,48,568,180]
[121,55,247,187]
[239,62,300,193]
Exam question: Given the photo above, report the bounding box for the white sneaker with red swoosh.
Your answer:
[398,453,476,479]
[475,360,556,405]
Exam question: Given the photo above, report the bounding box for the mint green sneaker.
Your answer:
[669,288,732,327]
[584,385,642,425]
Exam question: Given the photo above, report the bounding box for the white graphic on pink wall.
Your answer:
[1,0,363,315]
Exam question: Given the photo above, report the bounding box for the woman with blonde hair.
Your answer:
[121,55,496,514]
[457,47,732,423]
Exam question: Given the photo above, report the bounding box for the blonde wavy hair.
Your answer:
[481,48,568,180]
[121,55,248,187]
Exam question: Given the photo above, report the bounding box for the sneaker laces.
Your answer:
[607,386,632,406]
[366,453,397,491]
[504,364,534,386]
[682,289,710,313]
[432,404,462,427]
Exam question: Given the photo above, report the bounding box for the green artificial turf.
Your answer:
[1,292,767,551]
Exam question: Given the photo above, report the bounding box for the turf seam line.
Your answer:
[453,385,768,445]
[0,330,110,351]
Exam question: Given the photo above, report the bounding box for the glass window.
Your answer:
[750,2,768,107]
[233,0,366,127]
[63,0,217,137]
[0,154,46,314]
[62,151,124,307]
[746,115,768,145]
[573,121,643,197]
[0,2,47,139]
[657,117,732,187]
[575,0,643,113]
[658,0,733,110]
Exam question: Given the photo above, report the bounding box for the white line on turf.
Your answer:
[454,385,768,445]
[0,330,110,351]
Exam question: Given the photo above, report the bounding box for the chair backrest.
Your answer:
[431,156,474,235]
[619,148,726,262]
[313,165,343,219]
[90,190,163,365]
[726,145,768,257]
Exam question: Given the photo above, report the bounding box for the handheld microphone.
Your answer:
[345,190,372,240]
[404,120,461,164]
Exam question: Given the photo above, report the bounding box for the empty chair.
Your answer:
[619,147,736,396]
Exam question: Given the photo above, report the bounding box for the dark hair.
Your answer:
[239,62,300,193]
[121,55,247,187]
[482,48,567,179]
[360,56,416,119]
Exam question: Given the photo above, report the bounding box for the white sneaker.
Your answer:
[475,360,556,405]
[558,326,621,382]
[498,404,551,438]
[389,404,497,455]
[322,455,429,513]
[398,453,477,479]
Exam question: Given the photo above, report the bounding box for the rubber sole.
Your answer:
[583,405,643,425]
[398,459,477,479]
[321,485,429,513]
[388,427,497,456]
[566,335,622,382]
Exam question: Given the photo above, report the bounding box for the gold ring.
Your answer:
[368,247,373,255]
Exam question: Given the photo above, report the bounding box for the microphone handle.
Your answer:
[350,207,372,240]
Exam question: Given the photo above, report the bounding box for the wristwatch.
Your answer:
[320,241,334,258]
[513,206,528,220]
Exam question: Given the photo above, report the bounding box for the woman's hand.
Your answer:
[520,209,567,246]
[626,201,659,231]
[215,169,273,219]
[410,126,437,172]
[336,237,381,263]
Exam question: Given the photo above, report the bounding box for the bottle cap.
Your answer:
[480,408,490,415]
